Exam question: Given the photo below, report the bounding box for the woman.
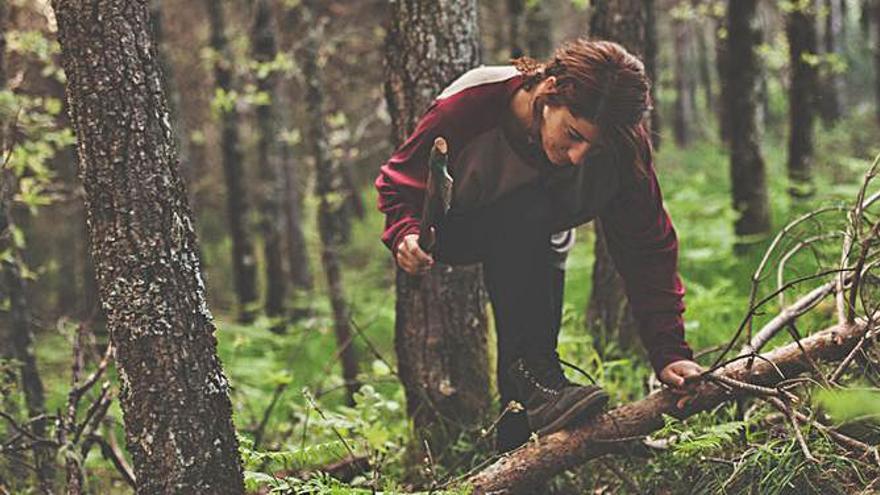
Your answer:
[376,39,702,451]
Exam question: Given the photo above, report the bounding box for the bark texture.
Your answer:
[384,0,491,456]
[205,0,258,322]
[585,0,650,351]
[468,319,871,494]
[727,0,770,239]
[302,1,360,406]
[252,0,287,324]
[786,0,820,197]
[52,1,245,492]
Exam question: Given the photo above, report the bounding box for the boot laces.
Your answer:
[517,357,567,396]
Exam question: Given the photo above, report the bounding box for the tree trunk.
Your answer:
[252,0,287,327]
[278,92,313,294]
[507,0,525,58]
[52,1,245,492]
[714,12,730,144]
[821,0,844,123]
[585,0,649,352]
[277,2,314,299]
[785,0,818,198]
[339,158,365,226]
[645,0,661,149]
[727,0,771,240]
[786,0,820,198]
[693,1,714,113]
[301,1,360,406]
[0,1,52,485]
[205,0,258,323]
[384,0,491,464]
[525,0,552,59]
[586,222,639,354]
[875,0,880,124]
[467,319,871,494]
[672,14,692,147]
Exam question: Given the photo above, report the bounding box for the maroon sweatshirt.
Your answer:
[375,66,693,374]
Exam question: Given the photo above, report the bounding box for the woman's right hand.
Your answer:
[396,233,435,275]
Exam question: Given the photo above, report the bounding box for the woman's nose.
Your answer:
[568,141,591,166]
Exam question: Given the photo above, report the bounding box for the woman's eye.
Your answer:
[567,130,580,141]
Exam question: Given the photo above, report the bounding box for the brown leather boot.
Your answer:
[508,356,609,436]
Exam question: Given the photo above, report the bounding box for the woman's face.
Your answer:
[538,104,600,167]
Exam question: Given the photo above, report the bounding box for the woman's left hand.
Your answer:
[659,359,704,409]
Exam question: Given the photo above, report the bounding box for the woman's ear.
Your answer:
[538,75,557,95]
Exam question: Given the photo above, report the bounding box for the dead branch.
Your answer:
[762,397,878,463]
[467,320,871,494]
[742,280,838,355]
[776,233,842,306]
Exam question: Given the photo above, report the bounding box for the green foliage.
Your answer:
[240,435,350,477]
[6,29,65,82]
[656,414,747,459]
[210,87,239,115]
[234,381,409,492]
[817,388,880,423]
[0,28,74,315]
[251,52,298,81]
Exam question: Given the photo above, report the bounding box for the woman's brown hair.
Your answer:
[514,39,654,176]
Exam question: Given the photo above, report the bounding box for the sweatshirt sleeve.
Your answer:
[375,102,448,255]
[598,162,694,375]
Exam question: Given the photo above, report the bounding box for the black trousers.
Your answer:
[434,181,567,451]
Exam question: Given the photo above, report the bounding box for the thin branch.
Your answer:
[785,322,832,388]
[253,382,289,451]
[776,233,842,307]
[302,388,358,461]
[349,316,398,376]
[764,397,877,464]
[775,397,817,462]
[0,411,54,446]
[829,321,876,383]
[750,205,849,339]
[703,374,799,403]
[712,267,855,371]
[742,280,839,356]
[74,382,112,445]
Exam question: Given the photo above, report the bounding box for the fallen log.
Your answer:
[467,320,872,494]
